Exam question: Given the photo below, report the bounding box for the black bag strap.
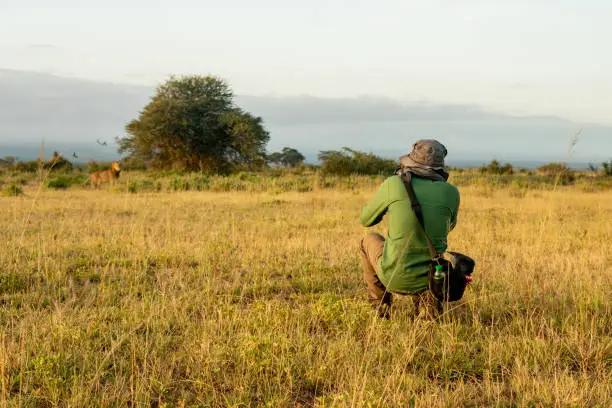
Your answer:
[401,173,439,260]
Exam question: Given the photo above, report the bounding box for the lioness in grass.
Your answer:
[87,161,121,187]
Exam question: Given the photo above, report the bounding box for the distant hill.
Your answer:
[1,69,610,164]
[0,69,150,161]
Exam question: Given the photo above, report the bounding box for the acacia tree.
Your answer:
[117,75,269,171]
[267,147,306,168]
[317,147,396,175]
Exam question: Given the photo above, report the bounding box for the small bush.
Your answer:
[479,160,514,175]
[44,152,73,172]
[267,147,306,168]
[47,174,86,190]
[602,160,612,176]
[15,160,41,173]
[2,182,23,197]
[318,148,396,176]
[537,162,575,184]
[47,177,71,189]
[0,156,17,169]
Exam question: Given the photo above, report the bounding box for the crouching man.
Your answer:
[359,139,463,319]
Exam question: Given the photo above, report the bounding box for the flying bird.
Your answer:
[96,139,108,146]
[72,152,78,159]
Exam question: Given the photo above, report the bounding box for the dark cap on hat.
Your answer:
[400,139,447,170]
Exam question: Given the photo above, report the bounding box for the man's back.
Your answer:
[360,175,460,294]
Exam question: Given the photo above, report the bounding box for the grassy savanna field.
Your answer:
[0,172,610,407]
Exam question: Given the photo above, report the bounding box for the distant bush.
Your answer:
[47,174,86,190]
[6,152,73,174]
[2,182,23,197]
[602,160,612,177]
[14,160,41,173]
[43,152,73,172]
[267,147,306,168]
[318,148,396,176]
[0,156,18,169]
[479,160,514,175]
[537,162,575,184]
[47,177,71,190]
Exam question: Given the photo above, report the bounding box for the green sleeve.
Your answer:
[360,179,390,227]
[449,189,460,231]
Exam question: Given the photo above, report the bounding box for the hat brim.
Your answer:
[399,154,446,170]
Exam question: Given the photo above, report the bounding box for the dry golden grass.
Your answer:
[0,177,610,407]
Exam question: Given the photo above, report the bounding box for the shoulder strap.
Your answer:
[401,173,439,260]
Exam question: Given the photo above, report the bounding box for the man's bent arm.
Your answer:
[360,179,390,227]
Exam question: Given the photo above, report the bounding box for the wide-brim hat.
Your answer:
[399,139,448,170]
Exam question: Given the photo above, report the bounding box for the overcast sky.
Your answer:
[1,0,611,125]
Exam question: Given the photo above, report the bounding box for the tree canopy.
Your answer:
[117,75,270,171]
[317,148,396,176]
[267,147,306,168]
[537,162,575,184]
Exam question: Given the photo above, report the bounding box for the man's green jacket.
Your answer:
[360,175,460,294]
